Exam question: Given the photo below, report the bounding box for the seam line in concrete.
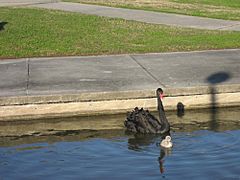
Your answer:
[26,58,30,95]
[129,55,166,88]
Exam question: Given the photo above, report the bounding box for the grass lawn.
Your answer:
[64,0,240,20]
[0,7,240,59]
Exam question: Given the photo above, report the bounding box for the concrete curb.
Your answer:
[1,84,240,106]
[0,84,240,121]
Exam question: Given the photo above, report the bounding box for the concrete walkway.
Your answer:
[0,49,240,121]
[1,0,240,120]
[1,49,240,97]
[0,0,58,7]
[0,49,240,120]
[30,2,240,31]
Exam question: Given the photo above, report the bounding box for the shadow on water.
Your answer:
[0,21,8,31]
[206,72,231,131]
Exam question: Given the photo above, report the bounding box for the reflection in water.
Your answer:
[1,106,240,138]
[159,149,165,174]
[128,134,159,151]
[1,106,240,178]
[1,106,240,149]
[1,126,240,179]
[158,148,172,174]
[127,134,172,176]
[1,104,240,180]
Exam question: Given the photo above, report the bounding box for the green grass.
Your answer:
[0,7,240,59]
[64,0,240,20]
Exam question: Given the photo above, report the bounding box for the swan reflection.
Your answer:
[127,134,158,151]
[158,147,172,174]
[127,134,172,175]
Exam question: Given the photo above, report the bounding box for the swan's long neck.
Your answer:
[157,91,170,134]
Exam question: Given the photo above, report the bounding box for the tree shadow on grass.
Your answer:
[0,21,8,31]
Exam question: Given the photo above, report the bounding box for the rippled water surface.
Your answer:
[1,108,240,180]
[1,130,240,179]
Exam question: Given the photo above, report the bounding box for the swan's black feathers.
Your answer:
[125,107,163,134]
[125,88,170,134]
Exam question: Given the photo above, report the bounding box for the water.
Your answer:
[1,108,240,180]
[1,130,240,180]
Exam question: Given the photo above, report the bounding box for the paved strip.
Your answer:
[27,55,159,95]
[0,59,28,97]
[0,0,59,7]
[0,49,239,97]
[0,49,240,121]
[132,49,240,88]
[31,2,240,31]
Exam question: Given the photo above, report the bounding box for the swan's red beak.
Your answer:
[160,93,164,100]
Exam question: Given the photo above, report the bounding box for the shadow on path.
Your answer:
[206,72,231,131]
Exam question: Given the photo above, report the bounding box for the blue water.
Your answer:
[1,129,240,180]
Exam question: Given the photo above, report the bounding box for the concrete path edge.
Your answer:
[1,84,240,121]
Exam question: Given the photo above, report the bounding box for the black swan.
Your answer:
[124,88,170,135]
